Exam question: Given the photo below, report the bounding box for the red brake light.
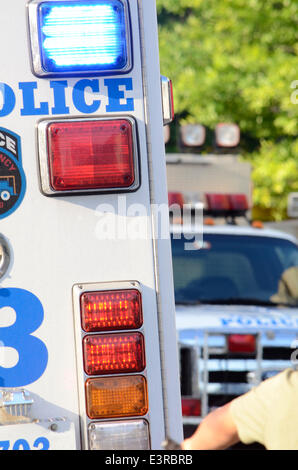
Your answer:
[80,289,143,332]
[228,334,256,354]
[46,119,136,192]
[205,193,230,211]
[83,332,146,376]
[181,398,201,417]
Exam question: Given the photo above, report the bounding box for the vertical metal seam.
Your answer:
[136,0,169,440]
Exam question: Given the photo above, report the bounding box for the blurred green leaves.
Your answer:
[157,0,298,220]
[252,139,298,220]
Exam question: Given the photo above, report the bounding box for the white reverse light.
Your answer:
[88,420,150,450]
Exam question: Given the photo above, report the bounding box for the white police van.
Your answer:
[0,0,183,450]
[167,158,298,441]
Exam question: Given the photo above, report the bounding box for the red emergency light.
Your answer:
[228,334,256,354]
[38,118,139,196]
[228,194,249,211]
[181,398,201,417]
[205,193,249,217]
[168,192,185,208]
[80,289,143,332]
[83,332,146,375]
[205,193,231,211]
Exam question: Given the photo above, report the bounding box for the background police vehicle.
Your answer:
[0,0,182,451]
[167,154,298,442]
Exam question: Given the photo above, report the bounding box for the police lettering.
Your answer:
[0,78,135,117]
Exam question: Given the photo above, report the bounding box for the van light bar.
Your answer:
[38,117,139,196]
[88,420,150,450]
[228,194,249,211]
[205,193,249,215]
[85,375,148,419]
[80,289,143,332]
[205,193,231,212]
[83,332,146,375]
[168,192,249,220]
[28,0,132,77]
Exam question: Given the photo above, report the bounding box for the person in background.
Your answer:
[179,368,298,450]
[271,266,298,307]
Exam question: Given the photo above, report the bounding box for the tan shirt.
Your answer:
[230,368,298,450]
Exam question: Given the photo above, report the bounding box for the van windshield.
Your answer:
[171,234,298,308]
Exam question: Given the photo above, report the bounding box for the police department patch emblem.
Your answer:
[0,128,26,219]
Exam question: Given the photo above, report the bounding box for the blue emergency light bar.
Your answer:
[28,0,132,77]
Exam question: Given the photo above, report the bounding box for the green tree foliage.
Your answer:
[157,0,298,220]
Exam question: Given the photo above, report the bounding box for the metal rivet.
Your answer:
[0,234,11,280]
